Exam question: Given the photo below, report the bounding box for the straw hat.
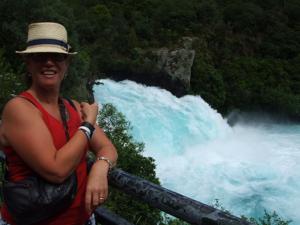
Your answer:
[16,22,77,54]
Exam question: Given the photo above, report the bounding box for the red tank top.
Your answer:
[1,92,90,225]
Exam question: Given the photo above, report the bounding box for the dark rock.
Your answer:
[153,37,195,89]
[108,70,188,97]
[107,37,196,97]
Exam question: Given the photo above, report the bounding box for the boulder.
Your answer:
[107,37,196,97]
[154,37,195,89]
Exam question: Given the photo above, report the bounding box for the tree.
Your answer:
[223,2,264,34]
[0,49,25,114]
[191,54,225,111]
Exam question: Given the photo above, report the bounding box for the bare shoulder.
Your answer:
[2,97,40,124]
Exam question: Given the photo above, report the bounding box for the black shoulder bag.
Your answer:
[2,98,77,225]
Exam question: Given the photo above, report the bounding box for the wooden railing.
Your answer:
[94,168,253,225]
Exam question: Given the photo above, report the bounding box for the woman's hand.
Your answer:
[85,160,110,214]
[80,102,98,125]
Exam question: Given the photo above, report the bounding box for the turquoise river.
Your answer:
[95,79,300,224]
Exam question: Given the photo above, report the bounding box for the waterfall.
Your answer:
[95,79,300,224]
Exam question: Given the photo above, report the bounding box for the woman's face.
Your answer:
[25,53,69,89]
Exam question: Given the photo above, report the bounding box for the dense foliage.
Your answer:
[0,0,299,119]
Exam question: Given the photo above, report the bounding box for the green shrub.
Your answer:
[97,103,162,225]
[243,210,292,225]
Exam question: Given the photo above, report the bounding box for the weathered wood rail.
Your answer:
[95,168,253,225]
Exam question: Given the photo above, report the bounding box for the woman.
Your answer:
[0,22,118,225]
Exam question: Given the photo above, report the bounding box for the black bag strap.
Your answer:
[64,97,77,112]
[58,98,70,141]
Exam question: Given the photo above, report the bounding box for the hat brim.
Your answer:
[16,45,77,55]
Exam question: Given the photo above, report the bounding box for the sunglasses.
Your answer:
[27,53,68,63]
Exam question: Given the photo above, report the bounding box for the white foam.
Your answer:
[95,79,300,224]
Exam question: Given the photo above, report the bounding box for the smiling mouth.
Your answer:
[41,70,57,77]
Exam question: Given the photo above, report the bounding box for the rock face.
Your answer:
[108,37,196,97]
[154,37,195,89]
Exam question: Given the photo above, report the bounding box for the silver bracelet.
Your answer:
[79,126,91,140]
[96,156,114,170]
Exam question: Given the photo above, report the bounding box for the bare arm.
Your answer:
[73,100,118,166]
[2,97,98,183]
[72,100,118,213]
[86,125,118,212]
